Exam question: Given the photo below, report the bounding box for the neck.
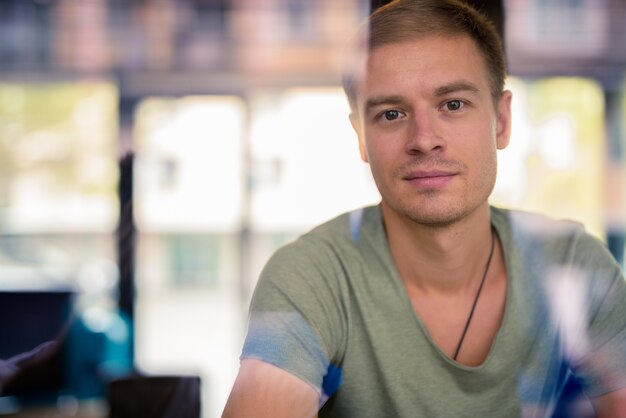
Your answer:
[381,202,493,293]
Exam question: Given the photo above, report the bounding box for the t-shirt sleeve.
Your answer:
[567,231,626,397]
[240,236,347,396]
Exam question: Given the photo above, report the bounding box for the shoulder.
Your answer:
[245,209,382,374]
[265,205,382,273]
[491,206,585,241]
[490,206,605,262]
[254,205,382,303]
[494,205,620,270]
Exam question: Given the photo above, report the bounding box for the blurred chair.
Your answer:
[107,375,201,418]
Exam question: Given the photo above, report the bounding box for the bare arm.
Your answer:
[222,359,320,418]
[592,387,626,418]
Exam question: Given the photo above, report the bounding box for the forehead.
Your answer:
[357,35,490,105]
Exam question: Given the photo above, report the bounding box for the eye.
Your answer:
[443,100,464,112]
[382,110,401,121]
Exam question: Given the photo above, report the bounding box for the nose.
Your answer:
[405,110,445,155]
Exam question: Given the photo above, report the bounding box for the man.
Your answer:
[223,1,626,416]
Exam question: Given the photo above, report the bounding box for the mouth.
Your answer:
[402,170,457,189]
[403,169,456,179]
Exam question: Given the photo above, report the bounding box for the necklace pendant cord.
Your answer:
[452,228,496,361]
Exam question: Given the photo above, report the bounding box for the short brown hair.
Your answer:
[343,0,506,111]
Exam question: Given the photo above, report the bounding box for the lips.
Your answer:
[403,170,456,180]
[402,169,457,189]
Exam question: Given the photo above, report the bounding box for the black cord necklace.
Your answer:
[452,228,496,361]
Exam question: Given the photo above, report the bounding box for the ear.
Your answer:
[349,112,369,163]
[495,90,512,150]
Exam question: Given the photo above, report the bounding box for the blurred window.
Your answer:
[507,0,609,58]
[493,76,606,239]
[249,87,380,233]
[134,95,244,233]
[132,95,246,406]
[0,81,119,290]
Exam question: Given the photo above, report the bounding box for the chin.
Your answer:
[406,210,466,228]
[388,199,485,228]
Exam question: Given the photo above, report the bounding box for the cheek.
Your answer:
[363,137,392,166]
[460,131,498,180]
[362,141,391,183]
[475,146,498,189]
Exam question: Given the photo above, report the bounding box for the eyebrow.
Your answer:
[364,95,405,113]
[434,81,480,97]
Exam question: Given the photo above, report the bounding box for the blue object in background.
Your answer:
[0,290,133,406]
[66,307,133,399]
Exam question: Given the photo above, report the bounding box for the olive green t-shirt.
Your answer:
[242,206,626,417]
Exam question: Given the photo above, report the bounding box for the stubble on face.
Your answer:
[382,151,497,229]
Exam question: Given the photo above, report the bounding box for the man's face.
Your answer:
[350,35,512,227]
